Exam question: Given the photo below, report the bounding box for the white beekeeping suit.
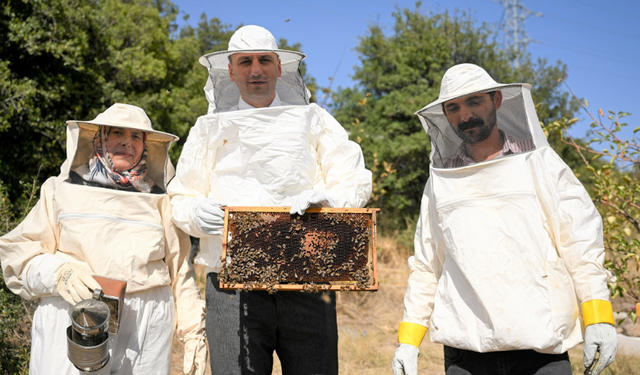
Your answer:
[393,64,616,375]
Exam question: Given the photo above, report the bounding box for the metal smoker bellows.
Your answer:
[66,289,110,372]
[219,207,379,292]
[65,276,126,371]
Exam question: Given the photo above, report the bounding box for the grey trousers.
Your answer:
[444,346,572,375]
[205,273,339,375]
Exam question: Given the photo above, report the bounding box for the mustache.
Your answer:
[457,117,485,131]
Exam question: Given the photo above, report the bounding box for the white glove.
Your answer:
[55,263,101,305]
[392,343,419,375]
[192,198,225,235]
[289,190,337,215]
[583,323,617,375]
[183,333,208,375]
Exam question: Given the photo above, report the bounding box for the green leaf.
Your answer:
[566,118,579,126]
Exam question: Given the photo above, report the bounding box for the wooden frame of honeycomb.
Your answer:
[220,207,379,292]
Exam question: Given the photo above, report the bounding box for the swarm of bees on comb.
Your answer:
[219,208,378,293]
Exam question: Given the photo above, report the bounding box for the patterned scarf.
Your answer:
[85,125,152,192]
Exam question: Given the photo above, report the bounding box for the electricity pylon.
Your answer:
[498,0,543,68]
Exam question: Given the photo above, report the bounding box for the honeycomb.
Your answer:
[219,207,379,292]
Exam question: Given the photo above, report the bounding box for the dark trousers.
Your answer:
[205,272,339,375]
[444,346,572,375]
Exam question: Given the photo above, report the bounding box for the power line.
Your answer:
[534,37,639,67]
[564,0,640,21]
[540,12,640,43]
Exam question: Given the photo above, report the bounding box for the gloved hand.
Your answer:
[290,190,336,215]
[183,333,208,375]
[583,323,617,375]
[192,198,225,235]
[55,263,101,305]
[392,343,419,375]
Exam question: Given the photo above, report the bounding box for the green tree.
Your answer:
[547,85,640,320]
[330,5,580,234]
[1,0,100,205]
[149,12,235,162]
[0,179,38,375]
[0,0,185,203]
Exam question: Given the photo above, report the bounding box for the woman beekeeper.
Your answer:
[0,103,207,375]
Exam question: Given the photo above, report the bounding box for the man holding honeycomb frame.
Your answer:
[168,25,372,375]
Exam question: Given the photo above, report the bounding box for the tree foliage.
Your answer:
[0,180,37,375]
[547,85,640,320]
[330,5,581,233]
[1,0,185,203]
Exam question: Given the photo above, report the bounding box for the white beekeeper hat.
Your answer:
[414,63,546,169]
[64,103,177,187]
[199,25,309,113]
[198,25,305,69]
[66,103,178,143]
[415,63,531,116]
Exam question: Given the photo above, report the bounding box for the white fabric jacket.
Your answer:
[403,82,612,354]
[168,103,372,271]
[0,122,205,373]
[405,148,611,354]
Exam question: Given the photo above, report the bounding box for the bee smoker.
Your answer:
[66,289,111,372]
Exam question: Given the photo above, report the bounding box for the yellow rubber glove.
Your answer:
[183,332,207,375]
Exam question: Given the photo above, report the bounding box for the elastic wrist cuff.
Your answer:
[398,322,427,347]
[581,299,615,326]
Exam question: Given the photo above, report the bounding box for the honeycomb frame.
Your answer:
[220,207,379,292]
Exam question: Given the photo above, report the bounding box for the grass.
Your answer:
[171,235,640,375]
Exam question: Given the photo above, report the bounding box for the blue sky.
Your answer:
[171,0,639,141]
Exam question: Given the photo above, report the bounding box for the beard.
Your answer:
[453,110,497,144]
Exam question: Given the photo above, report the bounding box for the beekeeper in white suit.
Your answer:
[168,25,372,375]
[392,64,617,375]
[0,103,207,375]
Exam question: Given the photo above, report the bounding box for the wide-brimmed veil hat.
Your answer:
[66,103,178,143]
[63,103,178,188]
[198,24,306,69]
[414,63,547,169]
[415,63,531,116]
[198,25,309,113]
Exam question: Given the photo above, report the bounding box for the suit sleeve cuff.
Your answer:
[398,321,428,347]
[581,299,615,326]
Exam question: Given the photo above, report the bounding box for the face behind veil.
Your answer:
[64,103,179,193]
[83,125,153,193]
